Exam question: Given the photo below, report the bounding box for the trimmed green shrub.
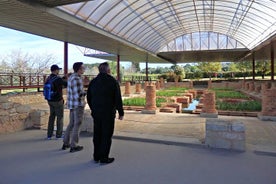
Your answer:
[217,101,261,111]
[123,97,166,107]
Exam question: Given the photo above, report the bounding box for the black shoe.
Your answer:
[94,158,100,163]
[70,146,83,153]
[61,144,70,150]
[100,158,115,164]
[93,157,100,163]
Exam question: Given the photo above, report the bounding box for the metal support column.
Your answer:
[252,52,255,80]
[271,42,275,81]
[146,61,149,81]
[64,42,68,75]
[117,55,120,82]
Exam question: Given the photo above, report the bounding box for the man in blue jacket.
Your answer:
[87,62,124,164]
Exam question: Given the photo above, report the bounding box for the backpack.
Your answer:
[43,76,58,100]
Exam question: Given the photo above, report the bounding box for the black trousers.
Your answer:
[92,115,115,160]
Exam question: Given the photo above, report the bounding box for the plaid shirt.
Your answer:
[66,73,86,109]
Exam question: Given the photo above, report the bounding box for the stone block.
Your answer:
[232,140,246,151]
[200,112,218,118]
[80,110,93,133]
[141,109,156,114]
[16,105,31,113]
[205,118,245,151]
[1,102,14,110]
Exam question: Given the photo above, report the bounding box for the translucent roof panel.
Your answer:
[159,32,245,52]
[58,0,276,53]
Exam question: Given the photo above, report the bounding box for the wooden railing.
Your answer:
[0,73,96,94]
[0,73,158,94]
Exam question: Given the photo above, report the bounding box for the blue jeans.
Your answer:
[63,106,84,147]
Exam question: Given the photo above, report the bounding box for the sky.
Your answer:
[0,26,173,70]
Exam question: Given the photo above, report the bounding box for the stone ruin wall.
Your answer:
[0,92,46,134]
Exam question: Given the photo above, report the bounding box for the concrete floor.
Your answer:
[0,129,276,184]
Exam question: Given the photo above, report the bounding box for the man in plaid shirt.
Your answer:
[62,62,86,153]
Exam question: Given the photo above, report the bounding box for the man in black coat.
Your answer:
[87,62,124,164]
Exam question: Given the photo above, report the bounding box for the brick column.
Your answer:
[144,81,149,91]
[160,78,164,89]
[200,91,218,118]
[258,88,276,121]
[141,85,157,114]
[156,80,160,90]
[124,81,131,97]
[135,83,141,94]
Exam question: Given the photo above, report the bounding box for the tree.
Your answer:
[197,62,222,79]
[236,61,252,79]
[131,62,140,72]
[171,64,185,81]
[255,60,271,79]
[0,49,57,74]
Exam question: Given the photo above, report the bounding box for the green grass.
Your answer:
[123,97,166,107]
[216,101,261,111]
[213,90,249,99]
[156,90,184,97]
[165,87,188,91]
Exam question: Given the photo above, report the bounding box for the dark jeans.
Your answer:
[47,100,64,138]
[92,115,115,160]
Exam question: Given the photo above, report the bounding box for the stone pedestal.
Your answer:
[258,88,276,121]
[142,85,157,114]
[135,83,141,94]
[205,119,245,151]
[188,90,197,99]
[124,81,131,97]
[80,109,94,133]
[200,91,218,118]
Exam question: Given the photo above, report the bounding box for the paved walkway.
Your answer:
[0,129,276,184]
[114,111,276,154]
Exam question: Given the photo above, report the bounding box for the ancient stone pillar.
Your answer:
[124,81,131,97]
[141,85,157,114]
[160,78,164,89]
[156,80,160,90]
[200,91,218,118]
[135,83,141,94]
[144,81,149,91]
[258,88,276,121]
[261,82,270,95]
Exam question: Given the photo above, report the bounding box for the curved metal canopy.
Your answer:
[58,0,276,53]
[0,0,275,63]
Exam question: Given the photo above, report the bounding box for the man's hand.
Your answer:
[118,115,124,120]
